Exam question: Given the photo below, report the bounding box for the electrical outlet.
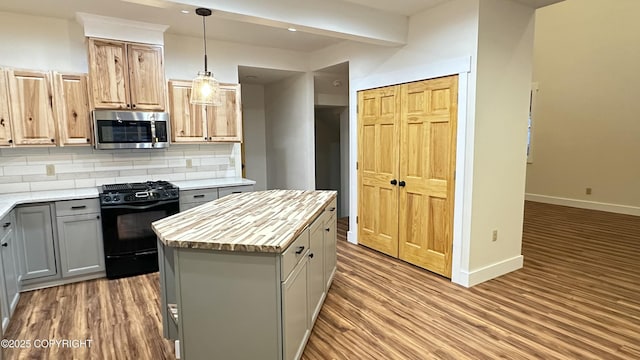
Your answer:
[46,164,55,176]
[186,159,193,168]
[586,187,592,195]
[492,230,498,242]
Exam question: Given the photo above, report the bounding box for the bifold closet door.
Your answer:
[357,85,400,257]
[398,75,458,278]
[358,75,458,278]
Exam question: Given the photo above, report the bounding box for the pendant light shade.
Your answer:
[191,8,221,106]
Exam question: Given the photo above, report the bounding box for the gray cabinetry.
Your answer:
[0,211,19,332]
[307,217,325,325]
[179,185,254,211]
[179,188,218,211]
[282,242,310,360]
[218,185,254,198]
[55,199,105,278]
[15,204,57,281]
[323,199,337,290]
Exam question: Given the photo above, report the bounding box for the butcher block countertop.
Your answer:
[152,189,337,253]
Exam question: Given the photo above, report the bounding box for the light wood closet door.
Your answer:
[398,75,458,278]
[357,86,401,257]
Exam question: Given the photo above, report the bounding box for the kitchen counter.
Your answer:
[0,178,255,220]
[155,189,338,360]
[172,177,255,191]
[152,190,336,252]
[0,188,99,220]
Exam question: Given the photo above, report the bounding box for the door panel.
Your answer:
[398,75,458,278]
[127,44,165,110]
[357,86,400,257]
[168,80,206,142]
[7,70,57,145]
[88,39,129,109]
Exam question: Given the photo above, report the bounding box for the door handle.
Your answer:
[1,243,7,247]
[390,179,397,185]
[295,246,305,254]
[399,181,406,187]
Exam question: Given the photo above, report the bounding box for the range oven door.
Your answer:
[100,199,178,278]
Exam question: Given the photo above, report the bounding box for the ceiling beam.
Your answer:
[170,0,408,46]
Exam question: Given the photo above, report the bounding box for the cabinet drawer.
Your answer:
[324,198,337,215]
[218,185,254,199]
[0,211,14,239]
[55,198,100,216]
[281,229,310,281]
[180,188,219,204]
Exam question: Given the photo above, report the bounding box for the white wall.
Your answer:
[310,0,480,285]
[339,108,350,216]
[0,11,312,188]
[525,0,640,214]
[465,0,535,283]
[265,73,315,190]
[241,84,268,191]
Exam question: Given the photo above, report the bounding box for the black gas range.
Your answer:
[99,181,180,279]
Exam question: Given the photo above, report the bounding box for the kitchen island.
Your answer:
[152,190,337,360]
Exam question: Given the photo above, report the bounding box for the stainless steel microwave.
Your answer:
[93,111,169,150]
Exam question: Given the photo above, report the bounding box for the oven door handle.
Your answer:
[101,200,178,211]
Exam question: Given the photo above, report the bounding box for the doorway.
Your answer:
[313,62,349,217]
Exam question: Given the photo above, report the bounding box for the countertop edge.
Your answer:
[154,191,337,254]
[172,178,256,191]
[0,188,100,220]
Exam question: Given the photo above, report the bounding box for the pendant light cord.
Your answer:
[202,14,208,72]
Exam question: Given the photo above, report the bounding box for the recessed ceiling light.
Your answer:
[181,10,189,14]
[287,27,297,32]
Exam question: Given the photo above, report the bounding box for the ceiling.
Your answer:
[0,0,565,52]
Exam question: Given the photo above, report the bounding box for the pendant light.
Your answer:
[190,7,221,106]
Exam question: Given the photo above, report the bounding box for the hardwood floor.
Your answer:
[4,202,640,359]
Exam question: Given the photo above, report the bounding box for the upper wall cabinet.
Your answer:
[207,83,242,142]
[0,69,14,146]
[168,80,205,143]
[88,38,166,111]
[168,80,242,143]
[52,73,92,146]
[7,69,57,146]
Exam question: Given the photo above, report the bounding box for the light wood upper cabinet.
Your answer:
[53,73,92,146]
[7,69,57,146]
[168,80,242,143]
[207,83,242,142]
[0,69,14,146]
[127,44,165,111]
[88,38,166,111]
[168,80,205,142]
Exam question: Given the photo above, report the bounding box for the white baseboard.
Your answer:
[458,255,523,287]
[525,193,640,216]
[346,230,357,244]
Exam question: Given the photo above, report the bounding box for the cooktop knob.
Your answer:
[113,196,120,202]
[104,196,111,202]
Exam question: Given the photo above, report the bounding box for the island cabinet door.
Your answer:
[307,217,325,325]
[323,212,337,290]
[282,257,309,360]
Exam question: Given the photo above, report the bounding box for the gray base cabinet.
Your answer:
[55,199,104,278]
[15,204,57,281]
[158,198,337,360]
[179,185,254,212]
[0,210,20,332]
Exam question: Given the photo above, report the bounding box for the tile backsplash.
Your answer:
[0,144,239,194]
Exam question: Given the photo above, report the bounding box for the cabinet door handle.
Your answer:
[308,253,314,259]
[86,138,91,143]
[329,207,336,212]
[390,179,397,185]
[193,195,205,199]
[295,246,305,254]
[1,243,7,247]
[71,205,87,210]
[2,222,10,228]
[399,181,406,187]
[96,215,100,220]
[325,228,330,232]
[51,138,55,143]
